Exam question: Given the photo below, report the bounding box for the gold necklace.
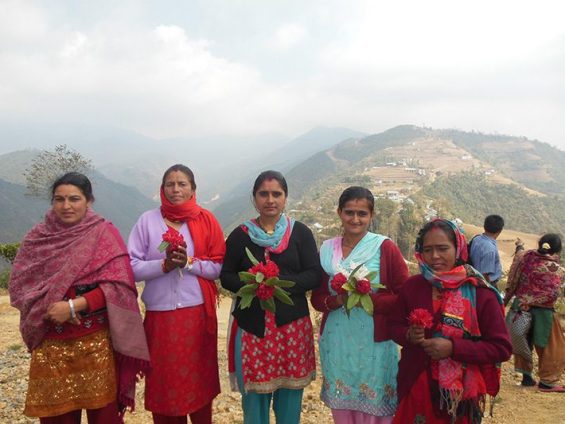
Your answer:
[257,218,275,235]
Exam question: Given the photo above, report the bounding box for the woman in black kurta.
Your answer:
[220,170,320,424]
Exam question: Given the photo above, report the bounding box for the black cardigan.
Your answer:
[220,221,321,338]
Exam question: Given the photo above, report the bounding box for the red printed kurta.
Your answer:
[241,311,316,393]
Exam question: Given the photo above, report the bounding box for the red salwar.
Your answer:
[144,304,220,418]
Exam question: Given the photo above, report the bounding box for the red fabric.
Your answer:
[45,286,108,340]
[389,275,512,408]
[160,187,225,335]
[83,287,106,312]
[152,402,211,424]
[241,312,316,391]
[160,187,202,221]
[9,209,150,414]
[393,370,470,424]
[39,401,120,424]
[144,305,220,416]
[311,239,408,342]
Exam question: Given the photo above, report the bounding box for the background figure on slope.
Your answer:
[468,214,505,289]
[504,233,565,391]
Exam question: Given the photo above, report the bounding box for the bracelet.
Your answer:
[68,298,77,320]
[185,256,194,271]
[161,259,169,274]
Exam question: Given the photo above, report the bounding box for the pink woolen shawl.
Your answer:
[9,208,150,414]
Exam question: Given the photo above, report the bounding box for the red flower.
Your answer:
[356,279,372,295]
[256,282,275,300]
[408,308,433,329]
[249,262,266,275]
[330,273,348,294]
[162,228,186,252]
[262,260,280,279]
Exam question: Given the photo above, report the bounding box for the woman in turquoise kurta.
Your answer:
[312,186,409,424]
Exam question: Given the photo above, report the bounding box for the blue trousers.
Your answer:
[235,327,304,424]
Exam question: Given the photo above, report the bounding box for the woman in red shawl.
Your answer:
[128,164,226,424]
[389,218,512,423]
[504,233,565,391]
[9,172,150,424]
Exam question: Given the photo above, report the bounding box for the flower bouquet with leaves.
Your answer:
[235,248,295,313]
[329,262,385,315]
[158,227,187,277]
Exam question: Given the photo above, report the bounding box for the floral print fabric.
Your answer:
[319,233,398,416]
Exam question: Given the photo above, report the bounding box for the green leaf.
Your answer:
[235,284,257,297]
[274,287,294,305]
[371,283,386,290]
[265,277,277,286]
[360,294,374,315]
[260,298,276,313]
[157,241,169,253]
[275,279,295,288]
[255,272,265,283]
[239,293,254,309]
[245,247,260,266]
[347,292,361,310]
[365,271,378,281]
[238,271,257,283]
[343,282,355,292]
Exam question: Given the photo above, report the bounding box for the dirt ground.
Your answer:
[0,295,563,424]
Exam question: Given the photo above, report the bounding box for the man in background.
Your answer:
[469,214,505,289]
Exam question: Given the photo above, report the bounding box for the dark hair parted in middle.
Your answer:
[252,170,288,197]
[161,164,196,190]
[51,172,95,202]
[538,233,562,255]
[338,186,375,214]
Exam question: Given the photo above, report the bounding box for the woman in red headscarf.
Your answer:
[389,218,512,423]
[128,164,226,424]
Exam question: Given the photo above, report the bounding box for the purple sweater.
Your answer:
[389,274,512,402]
[128,208,221,311]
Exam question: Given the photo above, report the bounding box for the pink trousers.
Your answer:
[332,409,393,424]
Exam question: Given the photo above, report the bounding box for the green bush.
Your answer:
[0,269,10,290]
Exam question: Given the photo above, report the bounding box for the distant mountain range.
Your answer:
[0,152,155,242]
[1,123,564,243]
[281,125,565,238]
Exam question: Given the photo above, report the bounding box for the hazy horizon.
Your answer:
[1,1,565,151]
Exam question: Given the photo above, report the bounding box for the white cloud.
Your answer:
[0,1,564,150]
[269,23,307,50]
[59,32,88,58]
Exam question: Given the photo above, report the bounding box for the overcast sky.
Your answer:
[1,0,564,150]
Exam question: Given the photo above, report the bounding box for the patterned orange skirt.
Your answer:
[25,329,117,417]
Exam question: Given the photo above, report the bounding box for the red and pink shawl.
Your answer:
[9,208,150,414]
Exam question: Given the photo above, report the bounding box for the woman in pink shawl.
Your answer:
[9,172,150,424]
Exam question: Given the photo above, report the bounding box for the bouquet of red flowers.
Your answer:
[158,227,188,277]
[408,308,434,329]
[235,248,295,313]
[329,262,385,316]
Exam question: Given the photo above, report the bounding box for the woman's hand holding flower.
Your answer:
[164,245,188,271]
[421,338,453,360]
[407,326,426,345]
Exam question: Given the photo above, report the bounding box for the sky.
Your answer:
[1,0,565,150]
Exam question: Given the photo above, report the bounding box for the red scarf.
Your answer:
[9,209,150,415]
[160,187,226,334]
